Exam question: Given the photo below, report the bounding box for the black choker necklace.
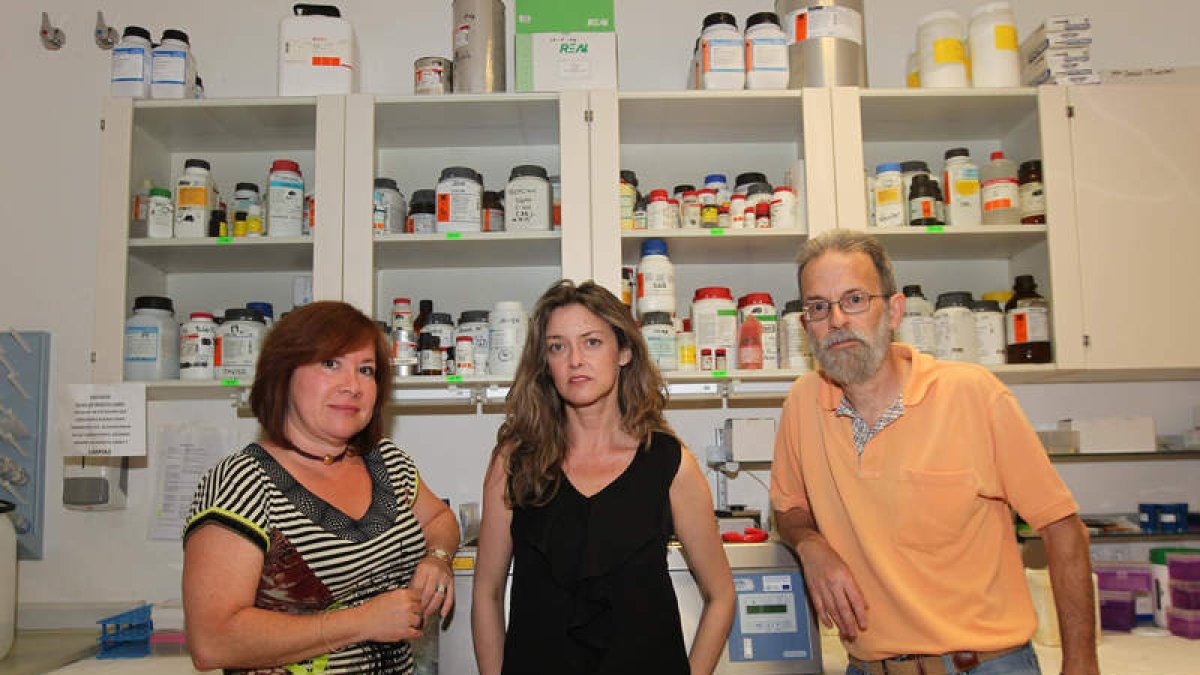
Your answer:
[290,446,349,465]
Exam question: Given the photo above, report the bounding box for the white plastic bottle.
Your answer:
[942,147,982,226]
[150,29,195,99]
[146,187,174,239]
[637,239,676,319]
[215,309,267,381]
[488,301,527,378]
[981,151,1020,225]
[698,12,745,90]
[691,287,738,370]
[933,292,977,362]
[123,296,180,381]
[278,4,359,96]
[897,285,937,355]
[179,312,218,380]
[873,163,904,227]
[110,26,153,98]
[505,165,552,231]
[174,159,213,238]
[968,2,1021,88]
[744,12,789,90]
[267,160,305,236]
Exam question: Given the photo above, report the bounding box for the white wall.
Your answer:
[2,0,1199,615]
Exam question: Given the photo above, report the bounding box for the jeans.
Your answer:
[845,642,1041,675]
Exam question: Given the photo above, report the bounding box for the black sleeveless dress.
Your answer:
[502,431,690,675]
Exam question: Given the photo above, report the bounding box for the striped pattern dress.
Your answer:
[185,438,426,674]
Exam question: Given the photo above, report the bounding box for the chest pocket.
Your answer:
[892,468,981,551]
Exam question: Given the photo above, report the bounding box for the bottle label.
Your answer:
[994,24,1019,51]
[746,38,788,72]
[151,51,187,85]
[124,326,160,362]
[112,46,147,82]
[1020,182,1047,219]
[1007,307,1050,345]
[637,267,675,301]
[933,38,966,65]
[909,196,936,221]
[787,6,864,45]
[982,179,1019,212]
[702,38,744,74]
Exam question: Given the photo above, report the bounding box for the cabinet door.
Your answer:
[1067,84,1200,370]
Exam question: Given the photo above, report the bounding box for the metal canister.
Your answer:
[414,56,453,95]
[452,0,506,93]
[775,0,868,87]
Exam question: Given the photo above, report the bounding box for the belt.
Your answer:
[847,644,1025,675]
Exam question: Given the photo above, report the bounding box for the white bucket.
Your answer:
[278,4,358,96]
[917,10,968,88]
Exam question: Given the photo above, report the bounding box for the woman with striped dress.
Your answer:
[182,301,459,674]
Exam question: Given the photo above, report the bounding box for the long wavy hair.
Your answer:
[495,280,673,508]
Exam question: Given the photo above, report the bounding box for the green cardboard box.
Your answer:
[514,0,618,92]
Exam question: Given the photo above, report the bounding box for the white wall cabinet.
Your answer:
[93,85,1200,404]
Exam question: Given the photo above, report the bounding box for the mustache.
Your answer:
[819,328,868,350]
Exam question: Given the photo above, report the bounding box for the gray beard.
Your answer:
[810,312,893,386]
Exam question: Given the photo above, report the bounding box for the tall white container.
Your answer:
[917,11,968,88]
[745,12,789,90]
[0,501,15,661]
[969,2,1021,87]
[279,4,358,96]
[150,30,195,99]
[110,26,153,98]
[637,239,676,319]
[696,13,745,90]
[123,296,180,381]
[488,301,527,378]
[267,160,305,237]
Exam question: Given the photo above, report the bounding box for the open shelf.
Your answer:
[133,97,319,151]
[373,93,561,148]
[127,237,314,273]
[858,88,1040,142]
[867,225,1048,260]
[1049,450,1200,463]
[620,229,807,265]
[618,90,804,144]
[372,231,562,268]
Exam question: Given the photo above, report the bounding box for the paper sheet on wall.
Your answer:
[149,422,232,541]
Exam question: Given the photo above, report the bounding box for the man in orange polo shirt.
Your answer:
[770,230,1098,675]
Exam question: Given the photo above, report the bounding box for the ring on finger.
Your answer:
[435,583,447,594]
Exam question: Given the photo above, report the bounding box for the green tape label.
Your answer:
[216,236,234,244]
[711,370,729,378]
[445,375,463,383]
[925,226,945,233]
[221,378,241,387]
[708,229,726,236]
[446,232,462,240]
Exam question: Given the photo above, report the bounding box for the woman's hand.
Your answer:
[410,554,456,621]
[355,587,427,643]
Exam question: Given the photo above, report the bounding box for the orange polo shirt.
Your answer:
[770,344,1077,660]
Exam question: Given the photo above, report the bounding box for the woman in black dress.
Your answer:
[472,280,734,675]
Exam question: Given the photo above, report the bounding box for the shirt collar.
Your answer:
[818,343,936,411]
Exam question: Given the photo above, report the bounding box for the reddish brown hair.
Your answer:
[250,301,392,455]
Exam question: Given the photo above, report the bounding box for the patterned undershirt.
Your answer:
[835,392,905,456]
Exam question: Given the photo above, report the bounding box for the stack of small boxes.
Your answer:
[1020,15,1098,86]
[1165,552,1200,639]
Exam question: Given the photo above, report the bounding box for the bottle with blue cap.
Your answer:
[873,162,905,227]
[637,238,676,319]
[704,173,730,205]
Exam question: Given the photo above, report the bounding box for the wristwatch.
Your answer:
[426,547,453,565]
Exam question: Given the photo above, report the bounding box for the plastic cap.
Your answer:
[188,312,215,321]
[875,162,902,174]
[746,12,781,29]
[990,151,1006,161]
[935,291,974,310]
[224,308,265,323]
[161,29,190,44]
[184,158,211,171]
[735,172,768,187]
[235,182,260,193]
[271,159,301,174]
[918,10,965,28]
[703,173,728,185]
[1020,159,1043,172]
[294,4,342,18]
[903,284,925,298]
[122,26,151,41]
[693,286,733,302]
[149,187,171,198]
[429,312,453,326]
[944,147,970,160]
[419,299,434,311]
[619,169,639,187]
[493,301,525,313]
[641,238,668,257]
[393,297,411,305]
[702,12,738,30]
[1013,274,1038,291]
[738,293,775,309]
[459,310,490,324]
[783,299,804,314]
[440,166,481,182]
[509,164,549,181]
[374,178,399,190]
[900,161,931,173]
[246,302,274,318]
[410,189,436,205]
[971,2,1014,20]
[746,182,773,197]
[649,189,669,201]
[133,296,174,313]
[672,184,696,194]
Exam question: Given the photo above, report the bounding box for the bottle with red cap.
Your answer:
[267,159,305,236]
[738,293,778,369]
[691,287,737,370]
[980,151,1019,225]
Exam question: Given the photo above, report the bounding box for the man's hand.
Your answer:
[796,537,869,639]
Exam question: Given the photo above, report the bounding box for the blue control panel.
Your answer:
[727,571,817,664]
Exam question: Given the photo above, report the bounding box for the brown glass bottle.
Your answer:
[1004,275,1052,363]
[413,299,433,334]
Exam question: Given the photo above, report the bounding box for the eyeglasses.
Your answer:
[803,291,887,321]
